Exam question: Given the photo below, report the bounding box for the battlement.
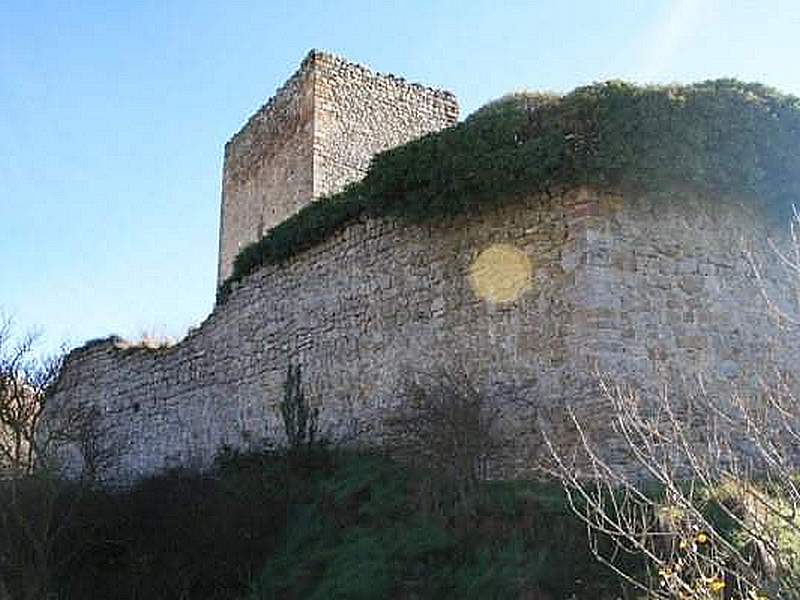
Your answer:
[217,50,459,285]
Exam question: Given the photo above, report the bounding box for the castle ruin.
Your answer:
[47,52,799,484]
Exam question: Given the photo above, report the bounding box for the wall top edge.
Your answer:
[224,49,459,153]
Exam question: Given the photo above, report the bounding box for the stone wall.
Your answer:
[50,187,797,484]
[311,52,459,198]
[218,59,315,285]
[217,51,458,285]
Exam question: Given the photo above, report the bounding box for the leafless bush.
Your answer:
[543,210,800,599]
[544,375,800,599]
[0,315,63,477]
[0,314,118,598]
[387,363,502,521]
[0,314,116,480]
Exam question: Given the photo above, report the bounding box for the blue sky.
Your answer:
[2,0,800,353]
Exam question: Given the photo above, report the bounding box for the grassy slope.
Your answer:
[244,451,629,600]
[36,449,631,600]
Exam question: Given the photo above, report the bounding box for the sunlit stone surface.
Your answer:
[47,188,799,484]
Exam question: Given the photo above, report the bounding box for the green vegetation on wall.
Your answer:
[219,79,800,301]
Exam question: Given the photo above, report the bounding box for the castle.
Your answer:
[47,51,799,484]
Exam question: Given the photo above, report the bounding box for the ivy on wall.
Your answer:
[218,79,800,302]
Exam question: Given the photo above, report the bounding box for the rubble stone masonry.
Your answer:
[46,52,800,484]
[51,186,796,484]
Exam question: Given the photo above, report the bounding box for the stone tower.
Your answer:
[217,50,459,285]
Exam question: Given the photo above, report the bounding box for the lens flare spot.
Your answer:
[469,244,532,303]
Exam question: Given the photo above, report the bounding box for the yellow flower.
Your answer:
[695,531,709,544]
[708,578,725,593]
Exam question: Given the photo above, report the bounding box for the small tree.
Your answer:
[279,363,319,452]
[0,317,63,476]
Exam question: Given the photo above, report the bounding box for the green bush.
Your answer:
[219,79,800,301]
[52,465,287,600]
[247,453,628,599]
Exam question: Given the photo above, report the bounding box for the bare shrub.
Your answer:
[0,314,118,598]
[545,374,800,598]
[0,315,64,476]
[543,210,800,599]
[387,364,502,522]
